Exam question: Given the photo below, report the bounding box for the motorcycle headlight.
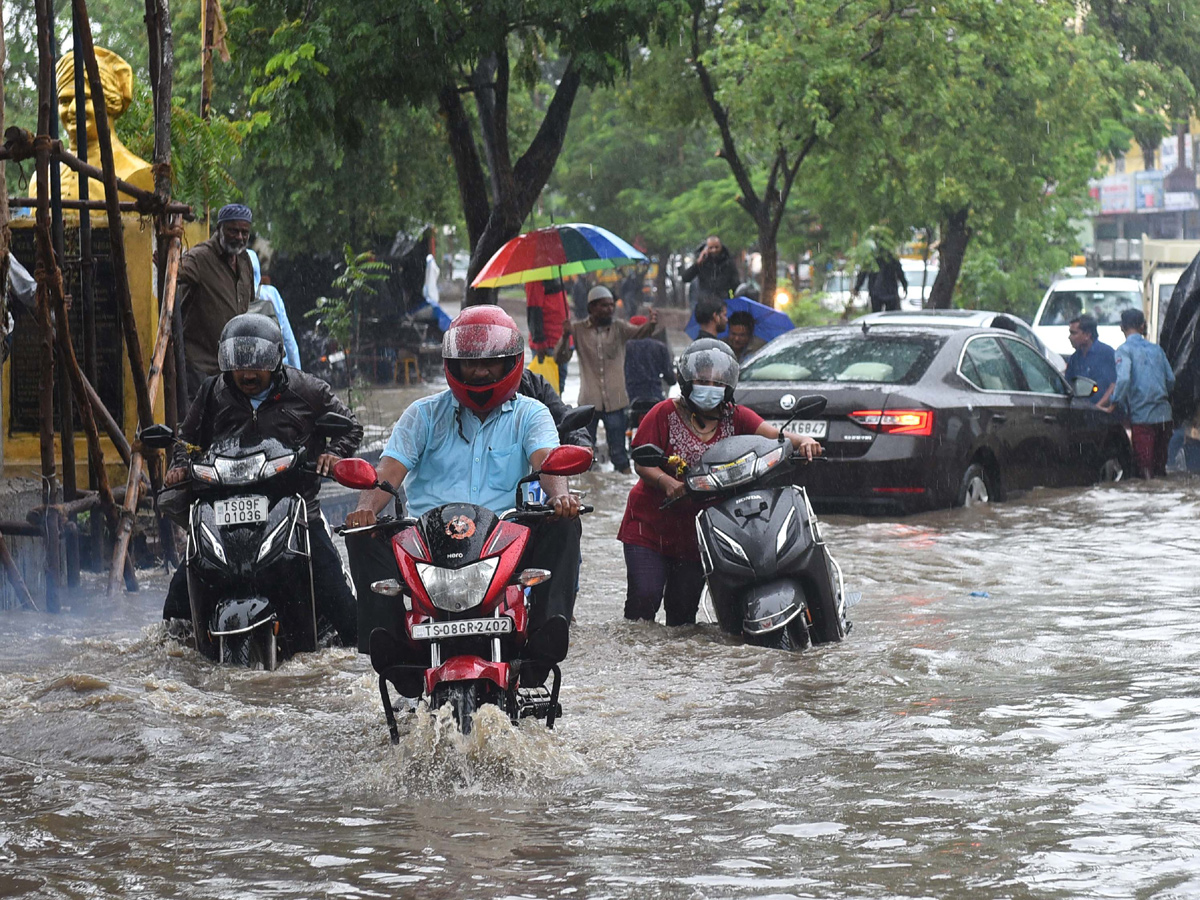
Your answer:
[262,453,296,477]
[709,451,758,489]
[755,446,785,476]
[192,464,220,484]
[414,557,500,612]
[214,453,267,485]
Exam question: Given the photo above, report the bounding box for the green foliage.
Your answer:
[307,244,390,350]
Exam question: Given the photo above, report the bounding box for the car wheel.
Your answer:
[955,462,991,507]
[1099,455,1124,482]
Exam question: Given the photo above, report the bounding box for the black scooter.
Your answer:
[143,414,355,668]
[631,397,849,651]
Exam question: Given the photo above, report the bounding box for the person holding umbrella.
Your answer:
[555,287,656,473]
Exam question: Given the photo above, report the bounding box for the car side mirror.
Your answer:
[315,412,355,438]
[538,445,594,477]
[332,457,379,490]
[139,423,176,450]
[1072,376,1098,400]
[631,443,668,469]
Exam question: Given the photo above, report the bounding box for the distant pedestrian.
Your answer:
[726,310,766,362]
[1064,314,1115,405]
[681,236,740,306]
[624,315,675,427]
[1106,309,1175,478]
[555,286,656,473]
[853,253,908,312]
[177,203,255,400]
[695,296,728,341]
[247,249,301,369]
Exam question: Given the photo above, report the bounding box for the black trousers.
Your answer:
[163,517,358,647]
[346,516,582,662]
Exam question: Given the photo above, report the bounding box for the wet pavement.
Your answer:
[3,469,1200,898]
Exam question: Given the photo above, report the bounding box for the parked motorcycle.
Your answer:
[332,440,594,740]
[630,396,849,651]
[143,414,356,668]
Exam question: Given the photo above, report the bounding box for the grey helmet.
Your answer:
[677,338,739,416]
[217,313,285,373]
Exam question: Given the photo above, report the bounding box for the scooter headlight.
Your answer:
[192,464,220,484]
[214,453,267,485]
[262,453,296,477]
[686,473,719,492]
[755,446,785,476]
[414,558,500,613]
[709,452,758,489]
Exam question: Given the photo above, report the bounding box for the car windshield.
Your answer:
[741,333,944,385]
[1037,289,1141,327]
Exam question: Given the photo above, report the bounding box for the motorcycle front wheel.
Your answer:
[745,618,809,652]
[431,682,479,735]
[221,632,267,669]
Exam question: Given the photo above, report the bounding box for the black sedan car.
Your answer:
[735,323,1132,513]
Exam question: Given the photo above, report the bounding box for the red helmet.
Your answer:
[443,305,525,414]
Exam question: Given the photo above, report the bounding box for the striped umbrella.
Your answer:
[470,223,647,288]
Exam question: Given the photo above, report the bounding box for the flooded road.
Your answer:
[3,473,1200,899]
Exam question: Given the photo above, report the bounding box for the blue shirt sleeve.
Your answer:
[382,400,428,470]
[264,286,302,369]
[520,398,560,461]
[1112,344,1131,409]
[1096,345,1117,393]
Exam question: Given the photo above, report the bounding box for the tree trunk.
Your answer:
[758,229,778,309]
[654,245,669,307]
[928,208,972,309]
[0,0,10,323]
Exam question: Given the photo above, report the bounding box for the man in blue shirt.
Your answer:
[343,306,582,673]
[1106,308,1175,478]
[1064,314,1116,405]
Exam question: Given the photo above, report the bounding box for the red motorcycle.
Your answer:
[333,445,593,739]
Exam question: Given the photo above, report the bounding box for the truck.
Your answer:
[1142,236,1200,342]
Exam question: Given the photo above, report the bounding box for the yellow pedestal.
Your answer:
[527,354,560,390]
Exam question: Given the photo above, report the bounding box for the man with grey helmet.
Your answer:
[161,313,363,645]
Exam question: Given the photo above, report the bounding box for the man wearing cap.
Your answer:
[177,203,256,401]
[555,287,656,473]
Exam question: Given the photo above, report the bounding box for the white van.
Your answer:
[1031,277,1143,357]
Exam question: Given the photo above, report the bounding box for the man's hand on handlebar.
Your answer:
[315,453,340,476]
[165,466,188,487]
[549,493,581,520]
[344,508,377,529]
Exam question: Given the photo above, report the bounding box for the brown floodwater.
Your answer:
[3,471,1200,899]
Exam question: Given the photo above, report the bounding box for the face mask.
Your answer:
[690,385,726,411]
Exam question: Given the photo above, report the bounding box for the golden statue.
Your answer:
[54,47,153,199]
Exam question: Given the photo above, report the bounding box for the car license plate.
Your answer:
[411,617,514,641]
[213,495,269,526]
[767,419,827,438]
[327,350,346,364]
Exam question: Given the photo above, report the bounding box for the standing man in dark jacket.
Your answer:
[624,315,675,427]
[681,236,740,306]
[177,203,256,401]
[853,253,908,312]
[162,314,363,644]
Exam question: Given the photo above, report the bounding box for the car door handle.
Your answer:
[1043,415,1060,423]
[991,415,1007,424]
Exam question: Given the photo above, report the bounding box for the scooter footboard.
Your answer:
[743,581,806,635]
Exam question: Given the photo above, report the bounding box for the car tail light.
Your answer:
[849,409,934,436]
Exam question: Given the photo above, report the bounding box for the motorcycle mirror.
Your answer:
[630,443,668,469]
[558,405,596,438]
[139,423,176,450]
[315,412,355,438]
[332,457,379,490]
[539,445,594,477]
[1072,376,1098,399]
[778,395,828,431]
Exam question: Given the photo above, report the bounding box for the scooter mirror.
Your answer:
[789,395,827,419]
[630,443,668,469]
[557,405,596,438]
[315,412,355,438]
[139,423,176,450]
[539,444,594,477]
[332,457,379,490]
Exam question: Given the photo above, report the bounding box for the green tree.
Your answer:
[237,0,687,300]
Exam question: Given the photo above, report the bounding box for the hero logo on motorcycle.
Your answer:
[445,515,476,539]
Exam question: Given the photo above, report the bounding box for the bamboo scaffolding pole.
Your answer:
[108,222,181,595]
[7,197,192,215]
[80,371,132,466]
[0,532,38,611]
[33,0,61,611]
